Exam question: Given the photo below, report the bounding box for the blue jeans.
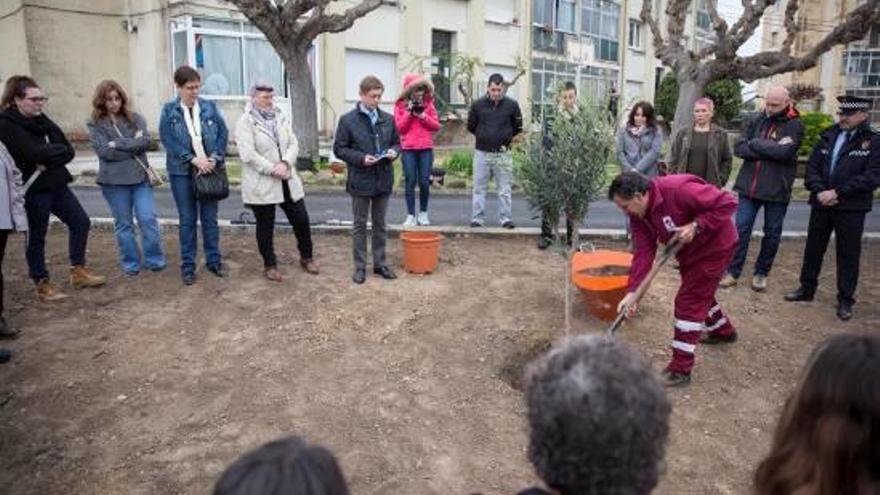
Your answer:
[101,181,166,274]
[402,149,433,215]
[170,174,221,275]
[727,195,789,278]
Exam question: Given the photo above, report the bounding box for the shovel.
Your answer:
[606,239,682,337]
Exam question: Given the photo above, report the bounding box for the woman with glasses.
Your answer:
[159,66,229,286]
[87,80,166,276]
[235,83,317,282]
[0,75,106,302]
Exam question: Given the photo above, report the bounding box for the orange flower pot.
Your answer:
[571,249,633,321]
[401,231,442,274]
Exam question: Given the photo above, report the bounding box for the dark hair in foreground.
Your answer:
[608,171,651,200]
[213,436,350,495]
[1,75,39,110]
[628,101,657,128]
[525,335,671,495]
[561,81,577,94]
[754,333,880,495]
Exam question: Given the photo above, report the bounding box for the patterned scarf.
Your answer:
[249,104,279,144]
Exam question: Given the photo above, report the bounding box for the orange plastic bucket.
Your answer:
[401,231,442,274]
[571,249,633,321]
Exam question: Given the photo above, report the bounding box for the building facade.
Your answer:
[757,0,880,121]
[0,0,531,142]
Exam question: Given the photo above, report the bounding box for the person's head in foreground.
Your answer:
[754,332,880,495]
[213,435,350,495]
[524,335,671,495]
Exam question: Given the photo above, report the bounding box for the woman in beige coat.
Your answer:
[235,84,317,281]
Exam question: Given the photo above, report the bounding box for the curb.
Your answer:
[69,217,880,241]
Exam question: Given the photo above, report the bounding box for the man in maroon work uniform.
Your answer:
[610,172,739,386]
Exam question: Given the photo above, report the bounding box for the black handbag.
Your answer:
[191,164,229,201]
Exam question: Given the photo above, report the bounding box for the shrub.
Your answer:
[798,112,834,157]
[443,150,474,176]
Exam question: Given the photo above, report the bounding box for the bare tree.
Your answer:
[642,0,880,135]
[226,0,384,164]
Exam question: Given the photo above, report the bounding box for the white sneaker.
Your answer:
[417,212,430,226]
[403,214,417,226]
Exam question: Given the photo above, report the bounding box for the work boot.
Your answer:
[264,266,283,282]
[751,275,768,293]
[661,369,692,387]
[700,331,738,345]
[300,259,319,275]
[36,279,69,302]
[69,265,106,289]
[719,273,738,288]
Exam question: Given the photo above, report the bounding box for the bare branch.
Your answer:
[695,0,729,58]
[713,0,880,81]
[726,0,777,54]
[780,0,801,55]
[300,0,383,41]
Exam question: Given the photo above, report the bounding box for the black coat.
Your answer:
[733,107,805,203]
[804,122,879,212]
[467,95,523,152]
[0,109,75,194]
[333,105,400,197]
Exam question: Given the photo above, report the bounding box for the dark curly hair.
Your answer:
[525,335,671,495]
[213,435,350,495]
[627,101,657,128]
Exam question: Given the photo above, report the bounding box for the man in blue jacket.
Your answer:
[720,86,804,292]
[333,76,401,285]
[785,95,879,321]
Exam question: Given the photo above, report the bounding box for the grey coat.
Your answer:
[0,140,27,232]
[87,113,151,186]
[616,125,663,177]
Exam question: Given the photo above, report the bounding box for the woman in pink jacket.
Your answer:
[394,74,440,226]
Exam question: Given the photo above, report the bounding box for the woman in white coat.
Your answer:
[235,84,317,282]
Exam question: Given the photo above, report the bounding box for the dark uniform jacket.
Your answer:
[804,122,880,212]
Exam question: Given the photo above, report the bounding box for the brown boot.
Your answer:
[264,266,283,282]
[36,279,69,302]
[69,265,106,289]
[300,258,319,275]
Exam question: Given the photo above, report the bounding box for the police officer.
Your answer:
[785,95,880,321]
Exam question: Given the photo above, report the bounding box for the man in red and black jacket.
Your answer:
[610,172,738,386]
[721,86,804,292]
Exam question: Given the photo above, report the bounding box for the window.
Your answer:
[628,19,643,49]
[843,23,880,121]
[487,0,515,23]
[696,0,711,30]
[344,49,398,103]
[531,57,578,119]
[532,0,576,31]
[582,0,621,62]
[170,17,290,98]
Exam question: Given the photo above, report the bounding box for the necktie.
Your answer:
[830,131,849,175]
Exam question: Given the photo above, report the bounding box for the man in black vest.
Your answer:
[785,95,879,321]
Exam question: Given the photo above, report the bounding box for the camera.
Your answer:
[410,98,425,115]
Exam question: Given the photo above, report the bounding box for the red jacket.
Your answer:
[394,73,440,150]
[627,174,738,292]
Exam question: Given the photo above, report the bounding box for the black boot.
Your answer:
[784,286,814,302]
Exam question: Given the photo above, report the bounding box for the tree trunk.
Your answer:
[285,45,319,163]
[565,225,581,335]
[671,75,709,138]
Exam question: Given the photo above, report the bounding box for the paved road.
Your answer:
[70,186,880,233]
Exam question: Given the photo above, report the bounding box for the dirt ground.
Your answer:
[0,229,877,495]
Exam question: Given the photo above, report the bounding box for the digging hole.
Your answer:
[498,337,554,392]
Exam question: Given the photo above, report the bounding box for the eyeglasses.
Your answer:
[25,96,48,103]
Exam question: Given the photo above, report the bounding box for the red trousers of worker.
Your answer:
[667,247,737,375]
